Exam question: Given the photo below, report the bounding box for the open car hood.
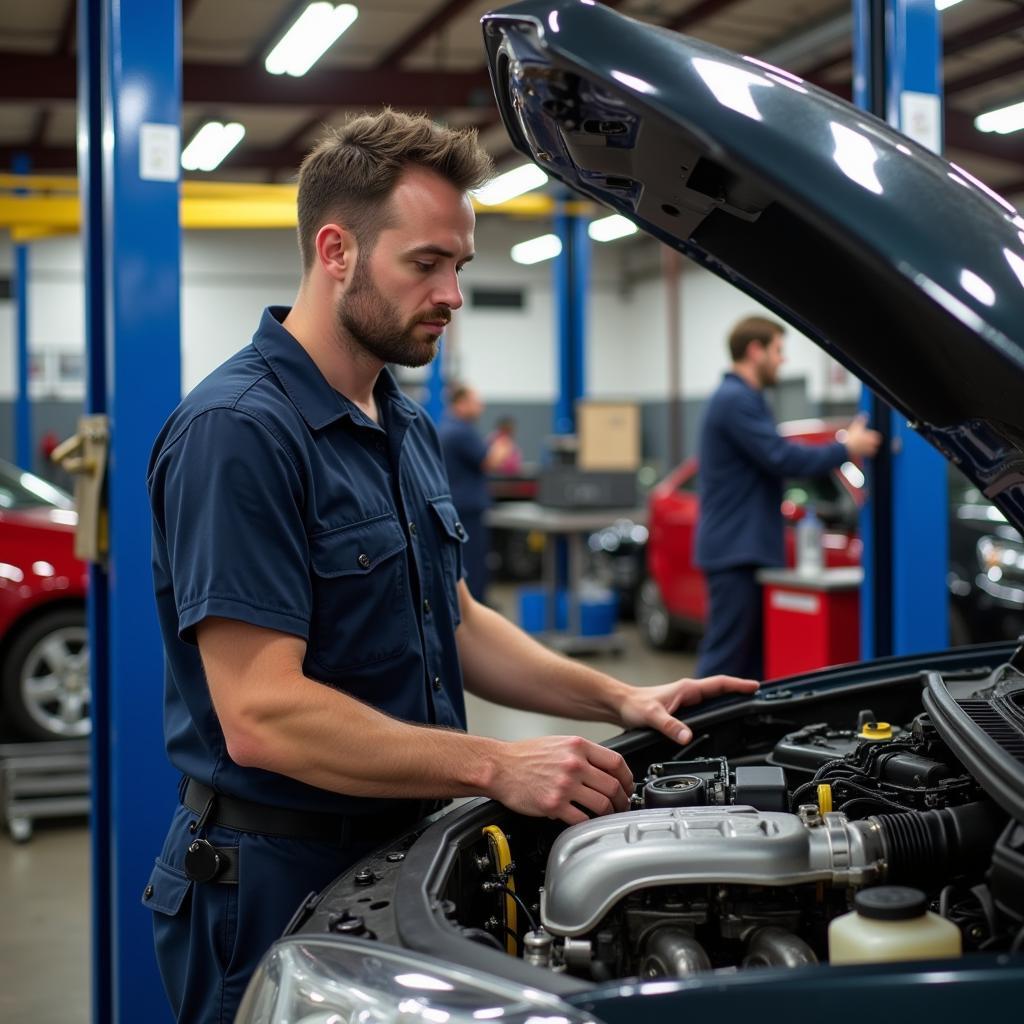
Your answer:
[482,0,1024,532]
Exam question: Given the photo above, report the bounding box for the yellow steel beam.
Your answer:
[0,173,79,194]
[181,197,300,230]
[11,225,77,242]
[0,196,80,230]
[0,176,595,233]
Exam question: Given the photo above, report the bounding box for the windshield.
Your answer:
[0,460,74,511]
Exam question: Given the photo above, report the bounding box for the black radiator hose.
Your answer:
[871,802,1004,887]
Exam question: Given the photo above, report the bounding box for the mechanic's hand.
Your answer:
[491,735,633,825]
[840,413,882,459]
[617,675,760,745]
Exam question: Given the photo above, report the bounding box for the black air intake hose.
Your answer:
[871,802,1004,886]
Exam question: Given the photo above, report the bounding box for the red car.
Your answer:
[638,420,863,649]
[0,460,89,740]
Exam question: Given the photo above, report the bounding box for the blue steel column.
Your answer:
[77,4,111,1020]
[553,206,589,435]
[854,0,948,657]
[80,1,182,1021]
[12,153,31,470]
[425,339,445,422]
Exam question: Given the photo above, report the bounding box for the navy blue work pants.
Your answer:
[696,565,764,680]
[145,802,387,1024]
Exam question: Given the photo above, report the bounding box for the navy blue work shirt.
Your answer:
[694,372,847,572]
[148,307,468,816]
[438,415,491,514]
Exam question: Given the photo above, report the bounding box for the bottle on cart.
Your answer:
[795,503,824,574]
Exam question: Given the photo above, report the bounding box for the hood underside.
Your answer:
[482,0,1024,532]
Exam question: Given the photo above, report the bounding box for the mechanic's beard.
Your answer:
[338,263,445,368]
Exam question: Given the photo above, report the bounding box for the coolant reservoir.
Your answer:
[829,886,961,964]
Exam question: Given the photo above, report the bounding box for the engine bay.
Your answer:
[300,649,1024,987]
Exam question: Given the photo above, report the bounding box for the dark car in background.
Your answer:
[949,474,1024,646]
[236,3,1024,1020]
[0,459,89,741]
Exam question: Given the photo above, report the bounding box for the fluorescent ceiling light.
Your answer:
[935,0,965,10]
[265,3,358,77]
[588,214,638,242]
[473,164,548,206]
[510,234,562,264]
[975,100,1024,135]
[180,121,246,172]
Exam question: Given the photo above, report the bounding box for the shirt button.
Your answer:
[408,521,417,536]
[423,598,431,614]
[455,522,465,538]
[144,884,154,900]
[357,553,371,569]
[432,675,442,692]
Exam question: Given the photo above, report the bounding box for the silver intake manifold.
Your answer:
[541,806,885,937]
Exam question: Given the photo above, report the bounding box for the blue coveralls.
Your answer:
[143,307,468,1024]
[694,372,847,679]
[438,414,491,601]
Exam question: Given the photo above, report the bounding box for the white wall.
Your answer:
[181,230,301,391]
[0,223,856,407]
[586,252,859,404]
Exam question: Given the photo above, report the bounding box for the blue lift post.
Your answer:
[550,206,590,610]
[553,206,589,436]
[853,0,949,658]
[425,340,446,422]
[12,152,31,471]
[79,1,182,1020]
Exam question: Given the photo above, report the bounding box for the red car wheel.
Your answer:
[2,608,91,741]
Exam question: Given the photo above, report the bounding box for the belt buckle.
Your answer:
[184,839,222,883]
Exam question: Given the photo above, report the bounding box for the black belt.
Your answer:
[183,778,348,841]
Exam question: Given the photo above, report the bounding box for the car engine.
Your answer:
[302,657,1024,988]
[465,701,1020,980]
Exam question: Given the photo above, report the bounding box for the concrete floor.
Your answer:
[0,589,697,1023]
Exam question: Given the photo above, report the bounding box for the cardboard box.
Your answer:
[577,401,640,471]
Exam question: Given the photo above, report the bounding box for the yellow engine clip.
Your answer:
[482,825,518,956]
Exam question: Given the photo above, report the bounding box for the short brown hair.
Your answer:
[296,108,494,270]
[728,315,785,362]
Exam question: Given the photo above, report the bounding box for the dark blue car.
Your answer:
[236,3,1024,1019]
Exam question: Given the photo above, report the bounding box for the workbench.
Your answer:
[486,501,648,655]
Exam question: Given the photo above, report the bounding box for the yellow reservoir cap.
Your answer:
[860,721,893,740]
[817,784,833,814]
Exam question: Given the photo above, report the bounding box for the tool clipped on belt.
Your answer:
[184,787,239,884]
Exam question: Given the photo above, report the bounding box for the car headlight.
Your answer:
[977,535,1024,584]
[236,936,598,1024]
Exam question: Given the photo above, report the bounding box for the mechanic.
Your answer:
[143,110,759,1024]
[438,382,514,601]
[694,315,882,680]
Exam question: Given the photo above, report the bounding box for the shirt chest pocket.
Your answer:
[308,513,410,672]
[427,496,467,623]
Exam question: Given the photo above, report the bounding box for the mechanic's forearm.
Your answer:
[457,596,631,723]
[221,671,506,799]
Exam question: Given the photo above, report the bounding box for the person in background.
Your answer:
[438,383,513,601]
[694,315,882,680]
[487,416,523,475]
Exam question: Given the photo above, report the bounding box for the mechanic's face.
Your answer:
[338,167,475,368]
[756,333,785,387]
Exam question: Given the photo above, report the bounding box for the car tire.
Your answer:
[637,578,686,651]
[2,608,91,741]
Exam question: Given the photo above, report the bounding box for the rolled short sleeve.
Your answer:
[151,408,311,644]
